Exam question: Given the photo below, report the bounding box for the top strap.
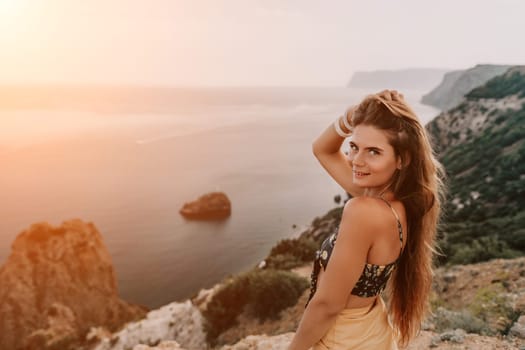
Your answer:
[378,196,404,252]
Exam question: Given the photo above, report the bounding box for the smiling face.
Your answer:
[347,124,401,196]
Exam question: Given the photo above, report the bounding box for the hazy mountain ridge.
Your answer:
[426,65,525,265]
[421,64,512,111]
[347,68,451,91]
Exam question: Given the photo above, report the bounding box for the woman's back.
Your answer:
[313,195,407,310]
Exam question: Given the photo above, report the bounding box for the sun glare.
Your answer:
[0,0,32,42]
[0,0,25,30]
[0,0,21,14]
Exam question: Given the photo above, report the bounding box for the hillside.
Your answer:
[426,66,525,265]
[421,64,512,111]
[208,256,525,350]
[109,232,525,349]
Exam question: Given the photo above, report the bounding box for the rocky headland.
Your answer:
[426,65,525,266]
[421,64,512,111]
[0,219,146,350]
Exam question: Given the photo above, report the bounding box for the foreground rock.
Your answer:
[209,257,525,349]
[431,257,525,334]
[117,330,522,350]
[91,255,525,350]
[179,192,231,220]
[219,333,294,350]
[0,219,146,350]
[133,341,185,350]
[92,300,206,350]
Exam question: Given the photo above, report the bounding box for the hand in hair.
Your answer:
[377,89,404,101]
[354,90,405,117]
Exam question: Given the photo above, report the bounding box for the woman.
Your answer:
[289,90,445,349]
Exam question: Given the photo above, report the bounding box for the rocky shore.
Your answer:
[2,210,524,350]
[0,220,146,350]
[96,256,525,350]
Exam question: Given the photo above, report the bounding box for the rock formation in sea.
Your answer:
[179,192,231,220]
[0,219,146,350]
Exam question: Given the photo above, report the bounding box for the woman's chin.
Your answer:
[353,176,370,185]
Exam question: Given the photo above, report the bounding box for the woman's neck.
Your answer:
[362,185,394,200]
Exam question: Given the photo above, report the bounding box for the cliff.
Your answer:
[0,219,146,350]
[421,64,512,111]
[347,68,451,91]
[97,255,525,349]
[426,65,525,265]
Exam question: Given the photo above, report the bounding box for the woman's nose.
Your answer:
[351,151,365,166]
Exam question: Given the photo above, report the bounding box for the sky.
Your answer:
[0,0,524,86]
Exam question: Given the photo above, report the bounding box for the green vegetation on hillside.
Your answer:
[202,269,308,344]
[436,104,525,265]
[466,70,525,99]
[264,206,344,270]
[425,67,525,265]
[265,236,318,270]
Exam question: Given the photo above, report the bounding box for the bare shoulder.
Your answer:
[343,196,389,219]
[340,197,387,235]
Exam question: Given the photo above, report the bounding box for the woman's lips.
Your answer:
[353,171,370,177]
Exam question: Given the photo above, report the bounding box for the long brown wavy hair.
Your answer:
[351,92,446,347]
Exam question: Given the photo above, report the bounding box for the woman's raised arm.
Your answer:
[312,107,363,198]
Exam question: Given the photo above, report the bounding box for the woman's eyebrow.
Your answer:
[365,146,384,152]
[349,141,385,151]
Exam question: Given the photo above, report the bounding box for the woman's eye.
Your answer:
[349,144,358,151]
[369,149,380,155]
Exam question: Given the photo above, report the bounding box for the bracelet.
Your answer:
[342,111,353,131]
[333,117,352,138]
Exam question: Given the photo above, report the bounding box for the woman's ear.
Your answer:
[397,154,411,169]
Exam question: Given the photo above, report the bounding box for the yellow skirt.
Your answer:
[313,297,398,350]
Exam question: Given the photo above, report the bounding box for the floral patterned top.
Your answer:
[306,197,403,307]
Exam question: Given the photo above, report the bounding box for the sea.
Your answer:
[0,86,440,308]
